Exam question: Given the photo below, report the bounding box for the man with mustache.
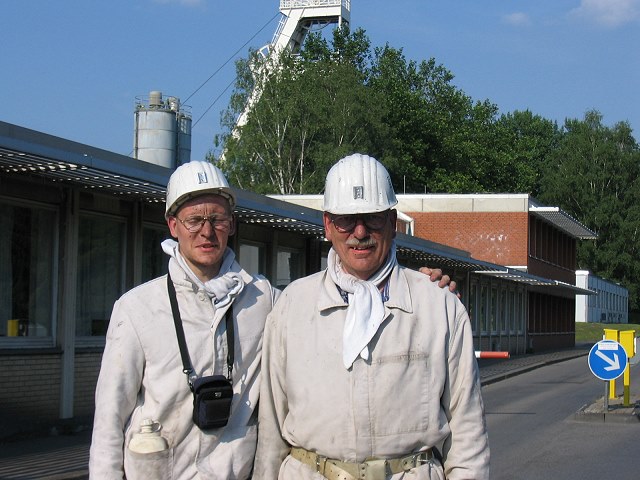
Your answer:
[89,160,455,480]
[254,154,490,480]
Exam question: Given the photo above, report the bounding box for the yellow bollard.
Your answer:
[603,329,619,399]
[619,330,636,407]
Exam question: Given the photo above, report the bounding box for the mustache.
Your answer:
[346,238,377,248]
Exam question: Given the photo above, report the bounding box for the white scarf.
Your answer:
[327,241,397,369]
[161,239,244,308]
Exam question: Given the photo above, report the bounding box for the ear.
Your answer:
[167,216,179,239]
[323,212,334,242]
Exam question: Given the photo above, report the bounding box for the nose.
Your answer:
[199,218,216,235]
[352,219,369,238]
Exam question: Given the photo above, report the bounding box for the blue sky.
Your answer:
[1,0,638,162]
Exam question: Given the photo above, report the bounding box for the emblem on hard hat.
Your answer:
[353,186,364,200]
[197,172,208,184]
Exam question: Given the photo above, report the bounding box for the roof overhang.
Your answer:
[0,121,170,203]
[395,231,503,272]
[477,269,596,295]
[529,205,597,239]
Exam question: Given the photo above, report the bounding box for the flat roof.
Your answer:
[394,193,597,240]
[529,206,597,240]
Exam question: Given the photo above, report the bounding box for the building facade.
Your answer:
[575,270,629,324]
[397,194,597,352]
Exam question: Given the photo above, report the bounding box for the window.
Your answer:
[0,201,56,342]
[142,225,170,282]
[509,290,516,332]
[276,248,303,289]
[76,214,126,337]
[490,287,498,333]
[239,242,267,277]
[479,285,488,333]
[499,289,507,333]
[469,282,479,333]
[517,290,525,333]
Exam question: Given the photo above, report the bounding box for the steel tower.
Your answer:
[235,0,351,129]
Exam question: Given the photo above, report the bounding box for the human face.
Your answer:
[324,209,397,280]
[167,194,235,281]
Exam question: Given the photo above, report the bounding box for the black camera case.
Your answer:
[192,375,233,429]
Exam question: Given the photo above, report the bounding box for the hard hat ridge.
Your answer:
[322,153,398,214]
[165,161,236,217]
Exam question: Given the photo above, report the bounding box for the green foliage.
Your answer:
[216,27,388,194]
[214,26,640,313]
[539,111,640,310]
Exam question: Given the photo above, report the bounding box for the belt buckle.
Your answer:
[401,450,432,471]
[360,458,387,480]
[315,453,328,474]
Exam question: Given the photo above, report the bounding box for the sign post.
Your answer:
[588,340,628,410]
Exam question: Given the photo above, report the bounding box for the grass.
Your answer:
[575,322,640,343]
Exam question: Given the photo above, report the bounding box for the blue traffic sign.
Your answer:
[588,340,628,381]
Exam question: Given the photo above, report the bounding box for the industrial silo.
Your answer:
[133,91,192,169]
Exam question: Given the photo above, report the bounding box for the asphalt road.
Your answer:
[0,347,632,480]
[482,355,640,480]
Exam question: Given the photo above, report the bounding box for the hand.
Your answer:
[419,267,459,296]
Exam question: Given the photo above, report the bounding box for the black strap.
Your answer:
[225,298,234,380]
[167,274,234,389]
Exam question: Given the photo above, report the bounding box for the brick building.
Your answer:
[397,194,597,352]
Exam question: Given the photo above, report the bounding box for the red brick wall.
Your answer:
[410,212,529,266]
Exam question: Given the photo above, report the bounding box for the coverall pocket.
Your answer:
[125,447,173,480]
[370,352,430,434]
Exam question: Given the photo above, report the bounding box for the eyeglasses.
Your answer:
[329,212,389,233]
[177,214,232,233]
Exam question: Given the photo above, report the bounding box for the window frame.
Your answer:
[0,196,59,349]
[74,210,127,347]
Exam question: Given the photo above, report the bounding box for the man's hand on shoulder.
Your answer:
[419,267,459,298]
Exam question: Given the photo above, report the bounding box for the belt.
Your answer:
[290,446,434,480]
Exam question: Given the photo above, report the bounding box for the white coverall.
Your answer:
[254,265,490,480]
[89,258,277,480]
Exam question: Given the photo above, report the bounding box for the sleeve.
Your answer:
[441,297,491,480]
[88,298,145,480]
[252,295,291,479]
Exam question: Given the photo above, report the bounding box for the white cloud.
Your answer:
[502,12,532,26]
[569,0,640,27]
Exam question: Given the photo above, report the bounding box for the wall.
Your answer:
[575,271,629,323]
[410,211,529,267]
[0,352,63,437]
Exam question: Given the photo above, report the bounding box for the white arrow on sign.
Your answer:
[595,349,620,371]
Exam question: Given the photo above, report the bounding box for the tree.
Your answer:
[213,28,640,313]
[494,110,561,196]
[539,110,640,310]
[215,27,387,194]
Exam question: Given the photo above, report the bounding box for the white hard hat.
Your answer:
[322,153,398,214]
[165,161,236,217]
